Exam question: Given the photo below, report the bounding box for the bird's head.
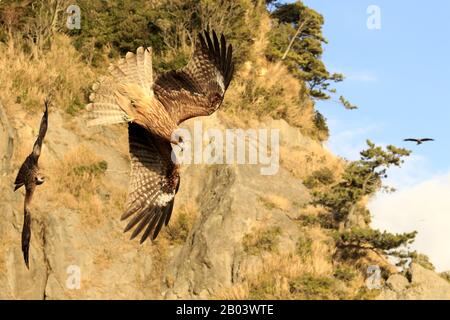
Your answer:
[35,175,45,185]
[171,133,185,150]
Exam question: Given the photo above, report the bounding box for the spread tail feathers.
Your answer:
[87,47,154,127]
[22,208,31,269]
[86,102,131,126]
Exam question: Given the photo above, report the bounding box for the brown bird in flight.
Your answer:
[14,99,49,269]
[403,138,434,145]
[87,30,234,243]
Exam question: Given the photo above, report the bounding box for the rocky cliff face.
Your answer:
[0,102,309,299]
[379,263,450,300]
[1,101,450,300]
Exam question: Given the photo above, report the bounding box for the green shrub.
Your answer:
[334,228,417,262]
[313,111,329,140]
[296,234,312,259]
[304,167,334,189]
[333,265,356,282]
[73,160,108,177]
[165,212,193,244]
[312,141,411,225]
[289,274,339,299]
[243,226,282,255]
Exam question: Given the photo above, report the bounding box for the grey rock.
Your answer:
[378,264,450,300]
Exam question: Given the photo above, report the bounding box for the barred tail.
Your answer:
[86,47,154,127]
[86,102,130,127]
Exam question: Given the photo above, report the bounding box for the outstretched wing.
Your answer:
[121,123,180,243]
[14,100,48,191]
[403,138,419,142]
[14,156,32,191]
[32,99,49,159]
[420,138,434,142]
[153,30,234,125]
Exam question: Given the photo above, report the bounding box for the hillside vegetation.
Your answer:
[1,0,447,299]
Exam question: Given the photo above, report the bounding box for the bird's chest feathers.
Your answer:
[138,100,175,131]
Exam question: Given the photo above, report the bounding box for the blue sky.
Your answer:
[297,0,450,170]
[287,0,450,270]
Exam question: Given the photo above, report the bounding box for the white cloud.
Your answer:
[383,154,435,189]
[369,172,450,272]
[328,130,449,271]
[325,121,449,271]
[345,71,379,83]
[329,66,379,83]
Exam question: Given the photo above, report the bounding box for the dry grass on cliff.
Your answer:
[0,34,94,114]
[223,60,318,138]
[163,200,198,244]
[280,143,344,182]
[47,144,124,226]
[218,226,340,300]
[259,194,292,212]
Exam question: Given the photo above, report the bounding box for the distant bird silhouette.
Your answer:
[403,138,434,145]
[14,99,49,269]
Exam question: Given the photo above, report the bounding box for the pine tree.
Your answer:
[267,1,355,109]
[312,141,416,258]
[313,140,411,225]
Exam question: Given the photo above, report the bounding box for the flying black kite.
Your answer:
[87,30,234,243]
[403,138,434,145]
[14,99,49,269]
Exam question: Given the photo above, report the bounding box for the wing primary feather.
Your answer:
[140,209,162,243]
[198,32,207,50]
[123,208,147,233]
[164,199,175,226]
[130,213,153,240]
[226,44,233,81]
[212,31,220,64]
[32,100,49,159]
[122,190,160,221]
[14,183,24,191]
[204,31,214,59]
[220,34,227,72]
[152,209,167,240]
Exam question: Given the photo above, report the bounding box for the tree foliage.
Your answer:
[336,228,416,253]
[68,0,261,68]
[313,140,411,224]
[266,1,355,109]
[1,0,262,68]
[311,141,416,257]
[0,0,71,56]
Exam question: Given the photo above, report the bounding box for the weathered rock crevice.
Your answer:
[39,221,51,300]
[0,101,15,175]
[1,109,450,300]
